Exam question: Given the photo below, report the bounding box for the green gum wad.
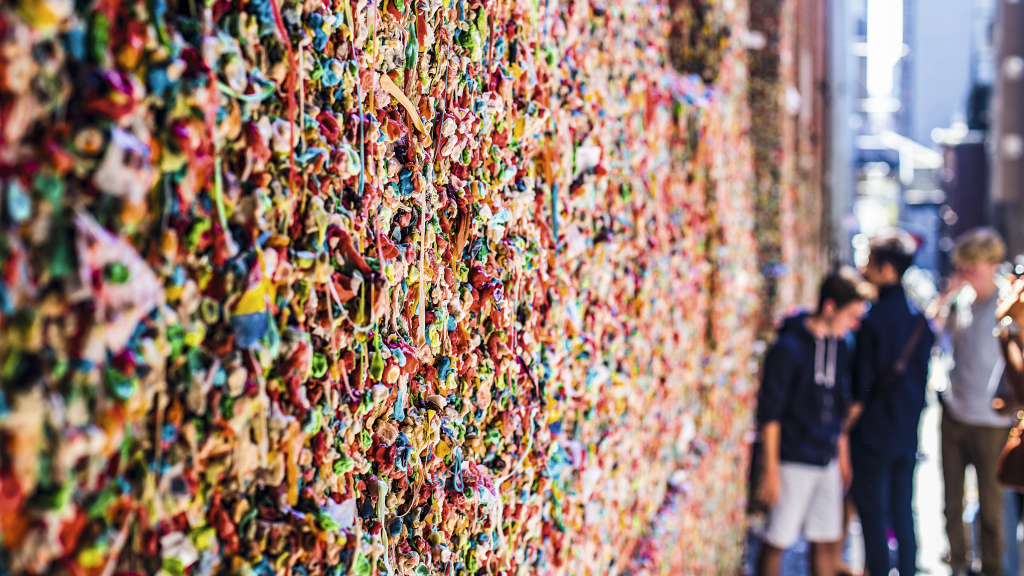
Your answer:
[369,334,385,381]
[404,20,418,70]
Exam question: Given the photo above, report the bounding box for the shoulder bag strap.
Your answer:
[871,313,928,398]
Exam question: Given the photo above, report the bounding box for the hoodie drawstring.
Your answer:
[814,337,838,388]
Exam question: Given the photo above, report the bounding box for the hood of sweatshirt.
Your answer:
[756,312,852,465]
[778,313,840,390]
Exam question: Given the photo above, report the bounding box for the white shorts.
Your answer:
[763,460,843,548]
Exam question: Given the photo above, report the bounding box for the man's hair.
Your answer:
[952,227,1005,266]
[869,229,918,277]
[817,267,874,314]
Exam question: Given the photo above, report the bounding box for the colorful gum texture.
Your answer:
[0,0,760,573]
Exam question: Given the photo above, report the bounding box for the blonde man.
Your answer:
[937,227,1013,576]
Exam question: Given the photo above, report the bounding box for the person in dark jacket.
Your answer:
[848,230,936,576]
[756,270,871,576]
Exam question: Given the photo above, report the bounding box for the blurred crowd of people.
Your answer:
[754,227,1024,576]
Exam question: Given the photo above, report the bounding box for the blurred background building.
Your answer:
[748,0,1023,317]
[828,0,1024,281]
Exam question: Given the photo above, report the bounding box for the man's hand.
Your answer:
[927,273,967,321]
[944,272,968,296]
[838,434,852,490]
[758,422,782,507]
[993,396,1024,417]
[998,280,1024,325]
[757,465,781,507]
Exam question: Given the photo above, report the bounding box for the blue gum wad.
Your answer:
[397,167,415,197]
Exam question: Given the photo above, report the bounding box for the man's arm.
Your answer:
[843,403,863,434]
[757,421,782,506]
[836,342,859,489]
[837,401,862,489]
[837,430,852,489]
[925,274,965,334]
[843,318,883,483]
[755,343,794,507]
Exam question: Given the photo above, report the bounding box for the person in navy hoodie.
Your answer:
[847,230,935,576]
[756,270,872,576]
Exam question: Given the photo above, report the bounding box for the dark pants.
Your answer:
[1005,490,1023,576]
[851,445,918,576]
[942,411,1011,576]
